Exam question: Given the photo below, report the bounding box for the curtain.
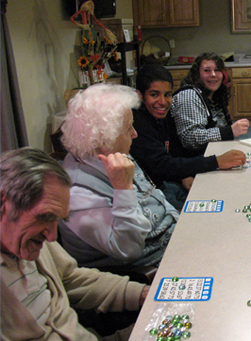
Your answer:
[1,0,28,153]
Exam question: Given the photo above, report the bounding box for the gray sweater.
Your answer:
[59,153,179,269]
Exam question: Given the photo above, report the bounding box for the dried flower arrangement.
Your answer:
[71,0,118,86]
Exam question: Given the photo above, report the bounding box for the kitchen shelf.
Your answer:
[116,41,141,85]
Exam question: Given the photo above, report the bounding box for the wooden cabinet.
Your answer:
[168,0,200,27]
[132,0,200,28]
[168,68,189,92]
[229,67,251,119]
[132,0,168,27]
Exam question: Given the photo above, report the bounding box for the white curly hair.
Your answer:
[61,83,140,158]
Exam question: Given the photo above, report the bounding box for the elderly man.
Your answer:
[0,147,148,341]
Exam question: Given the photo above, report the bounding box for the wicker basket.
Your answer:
[140,36,172,66]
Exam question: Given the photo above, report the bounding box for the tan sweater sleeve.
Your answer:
[41,241,146,313]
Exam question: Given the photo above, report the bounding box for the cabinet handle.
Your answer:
[233,85,236,96]
[241,72,250,77]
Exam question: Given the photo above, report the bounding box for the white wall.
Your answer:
[6,0,133,152]
[7,1,77,151]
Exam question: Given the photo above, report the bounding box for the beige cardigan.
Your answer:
[0,241,145,341]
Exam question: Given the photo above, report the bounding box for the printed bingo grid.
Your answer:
[155,277,213,301]
[184,200,224,213]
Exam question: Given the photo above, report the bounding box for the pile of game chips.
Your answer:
[242,203,251,222]
[149,313,192,340]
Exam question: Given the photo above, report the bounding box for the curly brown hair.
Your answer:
[181,52,231,108]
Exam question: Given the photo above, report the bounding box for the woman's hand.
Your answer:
[98,153,135,190]
[231,119,250,138]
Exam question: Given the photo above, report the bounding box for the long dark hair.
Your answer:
[181,52,231,108]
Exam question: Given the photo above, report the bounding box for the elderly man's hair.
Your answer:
[61,83,141,158]
[0,147,71,220]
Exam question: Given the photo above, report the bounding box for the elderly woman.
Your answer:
[58,83,179,270]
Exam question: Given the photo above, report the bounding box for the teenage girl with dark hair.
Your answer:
[171,52,249,156]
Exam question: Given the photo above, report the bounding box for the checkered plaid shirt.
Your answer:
[171,88,228,149]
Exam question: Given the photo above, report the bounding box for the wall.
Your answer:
[141,0,251,57]
[6,0,250,152]
[6,0,132,152]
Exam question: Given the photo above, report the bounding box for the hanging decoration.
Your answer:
[71,0,118,87]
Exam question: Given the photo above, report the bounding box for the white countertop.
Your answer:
[165,62,251,69]
[164,53,251,69]
[225,61,251,67]
[129,140,251,341]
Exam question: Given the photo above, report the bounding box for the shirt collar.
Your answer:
[0,252,19,269]
[77,153,108,176]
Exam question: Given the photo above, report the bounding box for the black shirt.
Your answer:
[130,105,218,187]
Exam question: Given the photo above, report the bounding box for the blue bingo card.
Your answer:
[155,277,213,301]
[184,200,224,213]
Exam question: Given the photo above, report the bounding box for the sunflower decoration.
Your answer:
[71,0,118,86]
[78,56,89,69]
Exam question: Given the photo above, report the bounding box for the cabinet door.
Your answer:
[167,0,200,27]
[132,0,168,27]
[232,78,251,119]
[169,69,190,92]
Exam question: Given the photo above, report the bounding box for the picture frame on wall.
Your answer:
[231,0,251,33]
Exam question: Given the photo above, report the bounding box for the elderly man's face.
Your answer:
[0,174,70,261]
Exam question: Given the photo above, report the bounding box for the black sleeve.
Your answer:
[130,121,218,187]
[219,125,234,141]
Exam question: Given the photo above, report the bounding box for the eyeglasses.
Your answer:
[133,168,156,199]
[138,183,156,199]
